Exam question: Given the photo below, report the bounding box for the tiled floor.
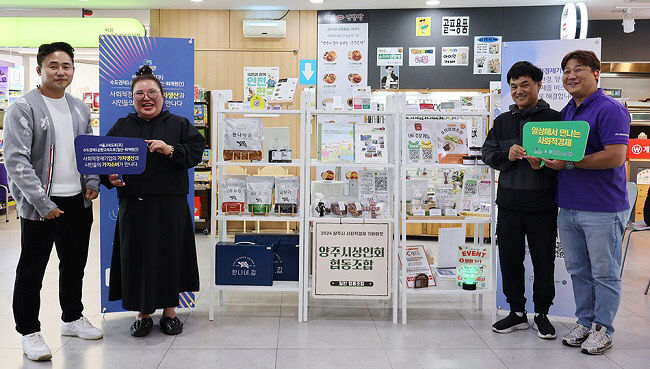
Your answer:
[1,204,650,368]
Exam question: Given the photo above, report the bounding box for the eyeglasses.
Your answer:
[133,89,160,100]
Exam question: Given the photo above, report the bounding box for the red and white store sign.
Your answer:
[628,139,650,159]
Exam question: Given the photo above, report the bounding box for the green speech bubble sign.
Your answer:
[522,120,590,162]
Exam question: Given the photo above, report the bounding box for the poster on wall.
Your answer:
[441,47,469,66]
[379,66,399,89]
[313,222,390,299]
[99,35,195,313]
[500,38,601,112]
[243,67,279,102]
[441,16,469,36]
[409,47,436,67]
[377,47,404,66]
[473,36,502,75]
[416,17,431,37]
[317,11,369,110]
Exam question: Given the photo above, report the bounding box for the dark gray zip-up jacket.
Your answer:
[2,88,99,220]
[481,99,561,212]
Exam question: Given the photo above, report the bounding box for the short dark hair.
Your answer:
[561,50,600,72]
[506,61,543,83]
[130,65,164,94]
[37,42,75,66]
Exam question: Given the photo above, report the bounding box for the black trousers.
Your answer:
[497,207,557,314]
[13,193,93,335]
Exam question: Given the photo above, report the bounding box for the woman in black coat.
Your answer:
[102,66,205,337]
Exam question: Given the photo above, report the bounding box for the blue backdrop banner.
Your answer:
[99,35,195,313]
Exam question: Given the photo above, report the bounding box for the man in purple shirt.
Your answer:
[545,50,630,355]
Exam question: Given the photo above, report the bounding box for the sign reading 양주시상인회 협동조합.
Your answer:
[312,222,390,299]
[522,120,590,162]
[74,135,147,175]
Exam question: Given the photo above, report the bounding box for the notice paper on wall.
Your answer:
[409,47,436,67]
[441,47,469,66]
[416,17,431,37]
[441,16,469,36]
[377,47,404,66]
[317,12,369,110]
[473,36,502,75]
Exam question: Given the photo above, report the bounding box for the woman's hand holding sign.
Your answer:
[108,174,126,187]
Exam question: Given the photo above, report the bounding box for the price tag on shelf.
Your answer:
[444,208,458,216]
[429,208,443,216]
[412,207,426,216]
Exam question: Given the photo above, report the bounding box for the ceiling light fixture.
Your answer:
[426,0,441,5]
[190,0,204,3]
[310,0,324,4]
[623,8,635,33]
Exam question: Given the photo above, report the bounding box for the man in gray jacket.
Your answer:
[3,42,103,361]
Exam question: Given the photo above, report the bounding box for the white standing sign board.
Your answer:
[313,222,391,299]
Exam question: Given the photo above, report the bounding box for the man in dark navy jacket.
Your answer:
[482,61,562,340]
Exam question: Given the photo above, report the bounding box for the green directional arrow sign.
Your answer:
[523,120,590,162]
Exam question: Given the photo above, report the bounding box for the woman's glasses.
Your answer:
[133,89,160,100]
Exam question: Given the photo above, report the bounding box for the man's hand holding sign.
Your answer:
[521,121,590,170]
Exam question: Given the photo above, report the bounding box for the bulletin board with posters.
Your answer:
[312,222,391,299]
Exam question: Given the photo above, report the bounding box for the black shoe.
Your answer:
[130,317,153,337]
[533,314,556,339]
[492,311,529,333]
[160,316,183,335]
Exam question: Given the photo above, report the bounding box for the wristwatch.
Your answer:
[167,144,175,158]
[564,161,575,170]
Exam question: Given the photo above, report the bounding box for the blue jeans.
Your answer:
[558,208,626,335]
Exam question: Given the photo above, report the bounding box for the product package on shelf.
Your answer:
[317,122,355,163]
[234,233,300,281]
[458,168,491,217]
[246,176,274,215]
[434,183,458,216]
[263,127,292,163]
[316,166,339,181]
[200,149,211,167]
[405,178,431,217]
[193,103,208,126]
[354,123,388,163]
[358,169,390,217]
[343,169,359,197]
[406,117,436,164]
[224,118,263,161]
[274,176,300,215]
[215,242,274,286]
[437,120,469,164]
[222,176,247,213]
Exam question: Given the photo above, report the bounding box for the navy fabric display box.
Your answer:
[234,233,300,281]
[215,242,274,286]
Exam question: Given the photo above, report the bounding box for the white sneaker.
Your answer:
[61,317,103,340]
[581,325,613,355]
[562,324,590,347]
[22,332,52,361]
